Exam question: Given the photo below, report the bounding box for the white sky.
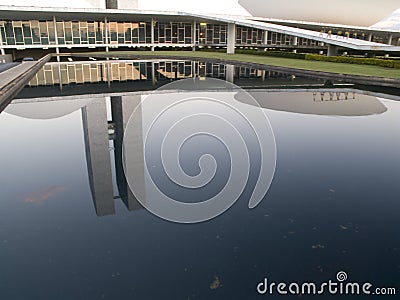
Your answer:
[138,0,250,15]
[0,0,251,15]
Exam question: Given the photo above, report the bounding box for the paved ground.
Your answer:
[0,62,20,74]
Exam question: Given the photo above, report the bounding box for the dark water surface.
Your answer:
[0,60,399,299]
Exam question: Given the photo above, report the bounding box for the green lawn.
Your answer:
[85,50,400,79]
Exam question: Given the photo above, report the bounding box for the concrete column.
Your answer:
[192,20,197,51]
[0,23,5,55]
[388,35,393,45]
[226,64,234,83]
[368,33,373,42]
[227,23,236,54]
[82,98,115,216]
[327,44,338,57]
[151,19,155,51]
[263,30,268,46]
[292,36,298,53]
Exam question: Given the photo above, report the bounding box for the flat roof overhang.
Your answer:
[0,5,221,23]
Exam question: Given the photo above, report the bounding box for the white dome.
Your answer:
[5,98,93,120]
[239,0,400,27]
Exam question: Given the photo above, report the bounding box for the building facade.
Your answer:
[0,6,399,59]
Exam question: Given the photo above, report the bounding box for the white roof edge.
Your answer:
[248,17,400,34]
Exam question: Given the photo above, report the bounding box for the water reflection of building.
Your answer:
[5,61,396,215]
[27,60,305,87]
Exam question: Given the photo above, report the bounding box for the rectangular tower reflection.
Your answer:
[82,95,145,216]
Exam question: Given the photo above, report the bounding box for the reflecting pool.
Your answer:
[0,60,399,299]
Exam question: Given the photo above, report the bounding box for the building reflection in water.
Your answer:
[82,95,145,216]
[27,60,301,87]
[6,59,396,216]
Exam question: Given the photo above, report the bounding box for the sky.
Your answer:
[0,0,251,15]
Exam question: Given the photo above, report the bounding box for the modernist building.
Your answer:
[0,2,399,60]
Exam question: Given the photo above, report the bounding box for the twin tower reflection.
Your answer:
[83,95,145,216]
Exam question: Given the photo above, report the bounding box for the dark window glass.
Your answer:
[5,22,13,38]
[178,28,184,40]
[14,27,23,43]
[139,26,145,43]
[6,38,15,45]
[0,27,6,44]
[72,23,79,38]
[22,23,31,37]
[125,28,131,41]
[165,28,171,41]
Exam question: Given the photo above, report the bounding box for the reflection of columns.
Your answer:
[191,61,196,78]
[227,23,236,54]
[53,16,60,62]
[53,15,62,90]
[327,44,338,57]
[82,98,115,216]
[226,64,234,83]
[105,17,109,52]
[112,95,145,211]
[151,61,156,85]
